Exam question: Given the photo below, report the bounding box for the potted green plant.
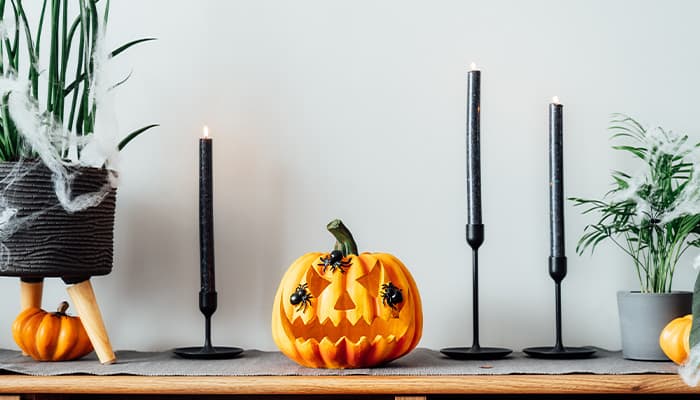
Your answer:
[571,114,700,360]
[0,0,155,364]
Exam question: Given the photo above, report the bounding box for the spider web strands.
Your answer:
[0,75,113,203]
[572,114,700,293]
[0,0,154,163]
[0,73,112,268]
[680,344,700,386]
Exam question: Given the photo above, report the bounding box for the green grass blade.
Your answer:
[16,0,41,100]
[88,0,97,78]
[110,69,132,90]
[111,38,156,58]
[9,0,19,69]
[34,0,48,59]
[77,0,90,140]
[103,0,110,26]
[0,1,4,74]
[78,0,89,79]
[1,93,16,160]
[118,124,158,151]
[612,145,647,159]
[66,19,84,134]
[46,0,59,113]
[64,38,156,96]
[55,0,67,121]
[60,15,82,99]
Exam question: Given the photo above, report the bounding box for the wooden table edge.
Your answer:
[0,374,697,395]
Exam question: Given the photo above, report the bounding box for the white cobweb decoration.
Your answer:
[679,344,700,386]
[609,123,700,226]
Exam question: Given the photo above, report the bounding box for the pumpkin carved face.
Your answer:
[272,220,422,368]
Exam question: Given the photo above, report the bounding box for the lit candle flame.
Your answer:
[470,62,478,71]
[203,125,210,138]
[552,96,560,104]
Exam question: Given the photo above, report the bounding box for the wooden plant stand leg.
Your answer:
[66,279,116,364]
[19,278,44,356]
[19,278,43,310]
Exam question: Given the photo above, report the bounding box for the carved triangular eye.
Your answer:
[305,265,330,297]
[356,259,381,297]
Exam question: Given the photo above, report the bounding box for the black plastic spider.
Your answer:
[289,283,313,312]
[318,250,352,273]
[380,282,403,310]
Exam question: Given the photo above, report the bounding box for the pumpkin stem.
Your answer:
[56,301,69,315]
[327,219,359,256]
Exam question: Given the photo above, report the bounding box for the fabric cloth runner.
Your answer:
[0,348,678,376]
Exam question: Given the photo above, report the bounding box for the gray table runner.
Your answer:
[0,348,678,376]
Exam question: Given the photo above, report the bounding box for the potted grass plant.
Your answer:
[0,0,155,364]
[571,114,700,360]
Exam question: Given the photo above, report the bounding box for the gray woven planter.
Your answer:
[0,162,116,282]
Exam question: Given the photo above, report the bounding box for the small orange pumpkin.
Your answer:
[12,301,94,361]
[272,219,423,368]
[659,314,692,364]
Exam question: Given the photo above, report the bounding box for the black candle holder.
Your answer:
[522,256,595,359]
[440,224,512,360]
[174,291,244,359]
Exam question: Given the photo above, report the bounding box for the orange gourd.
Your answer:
[659,314,692,364]
[12,301,94,361]
[271,219,423,368]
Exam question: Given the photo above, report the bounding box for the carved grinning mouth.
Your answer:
[282,308,411,344]
[275,297,419,368]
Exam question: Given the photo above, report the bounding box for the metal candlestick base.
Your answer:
[174,291,244,360]
[524,257,595,360]
[173,346,243,360]
[522,346,595,359]
[440,346,512,360]
[440,224,512,361]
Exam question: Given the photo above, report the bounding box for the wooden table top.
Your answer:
[0,374,698,395]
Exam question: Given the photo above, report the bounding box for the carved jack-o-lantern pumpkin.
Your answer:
[271,219,423,368]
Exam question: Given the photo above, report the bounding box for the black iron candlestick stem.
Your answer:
[523,257,595,359]
[440,224,512,360]
[471,237,480,351]
[554,281,563,351]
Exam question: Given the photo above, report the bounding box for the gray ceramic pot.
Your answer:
[617,291,692,361]
[0,161,116,282]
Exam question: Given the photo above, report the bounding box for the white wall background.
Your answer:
[1,0,699,353]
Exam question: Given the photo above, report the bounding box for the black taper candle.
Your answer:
[521,98,594,360]
[199,129,216,316]
[440,63,512,360]
[467,66,482,225]
[173,126,243,360]
[549,98,565,260]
